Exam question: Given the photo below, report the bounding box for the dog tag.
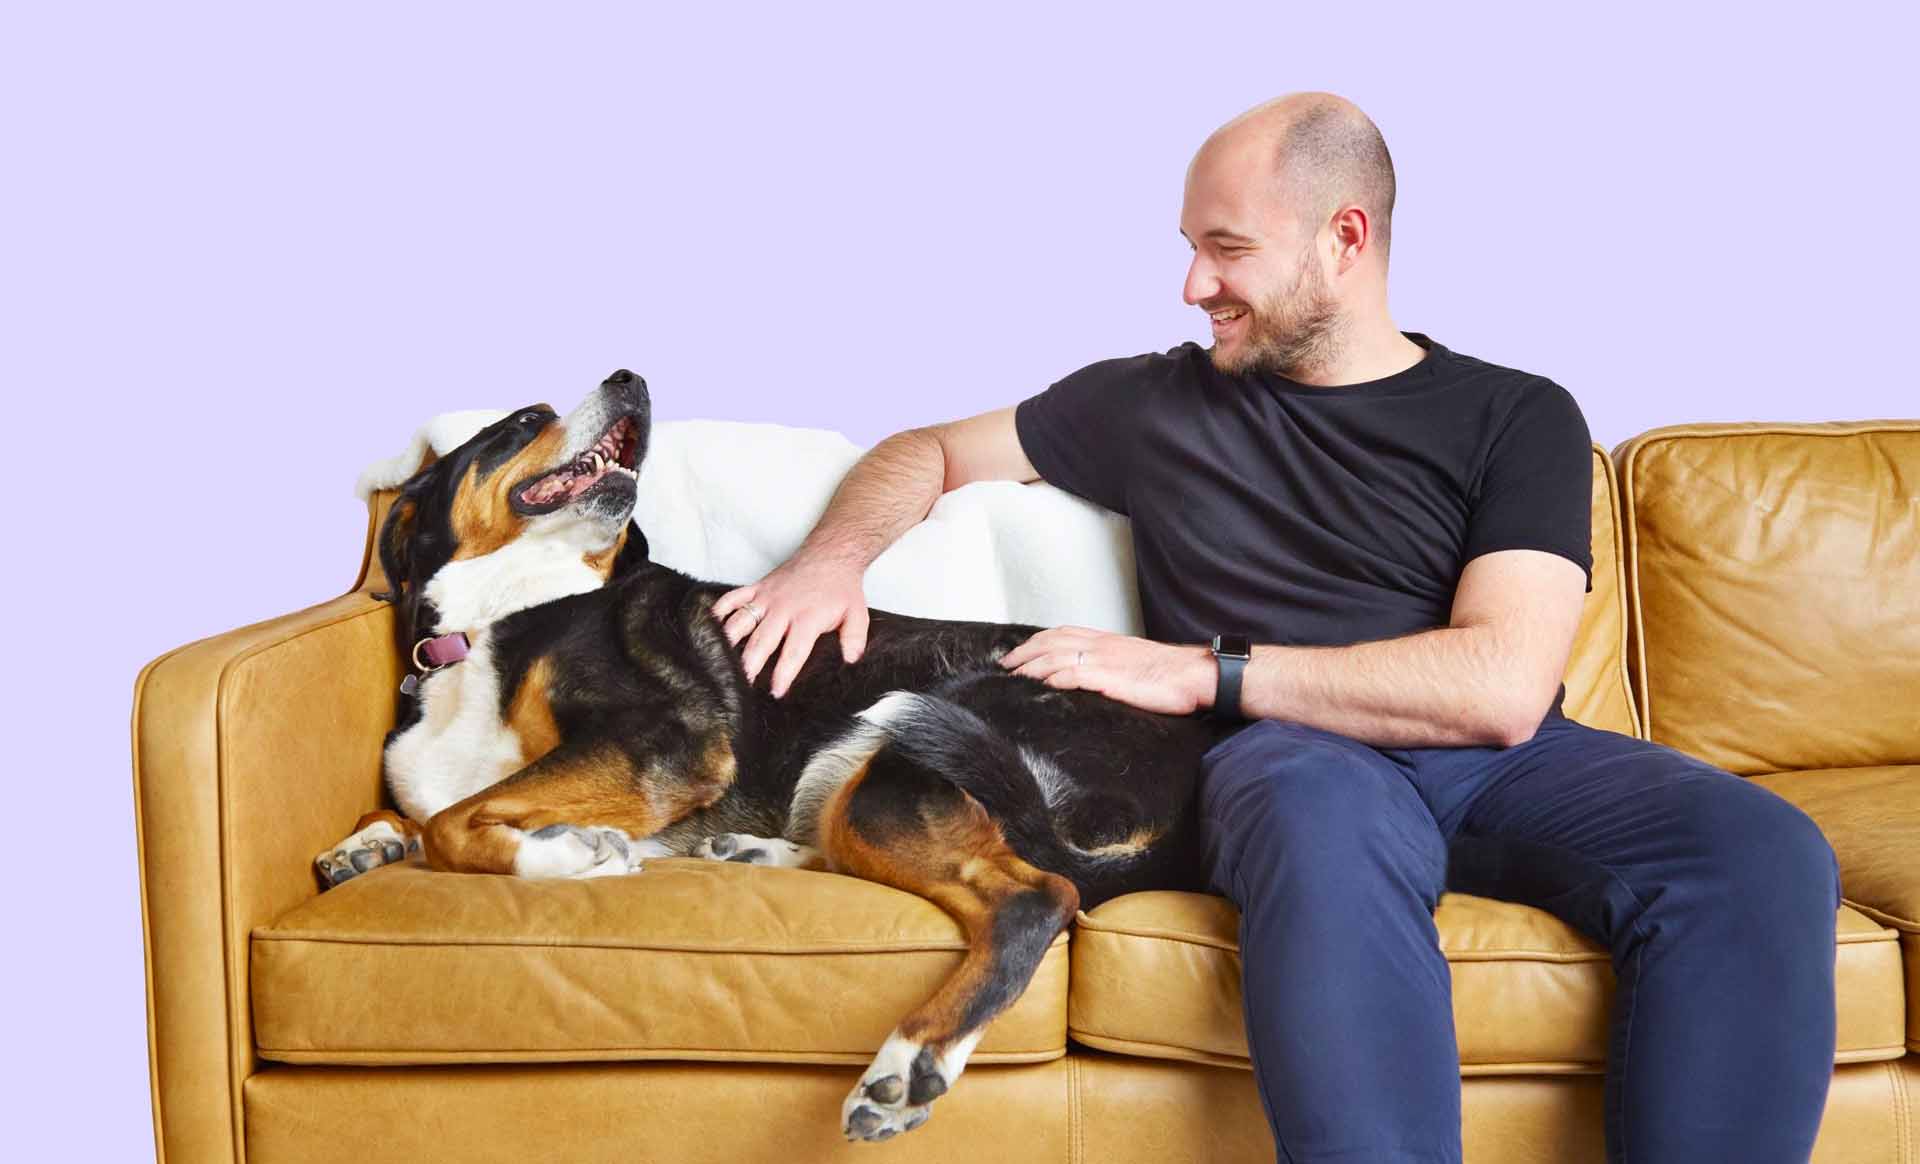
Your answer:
[400,673,420,696]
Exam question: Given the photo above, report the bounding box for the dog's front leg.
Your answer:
[314,809,426,889]
[422,742,728,878]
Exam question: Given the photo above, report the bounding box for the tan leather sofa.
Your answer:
[133,422,1920,1163]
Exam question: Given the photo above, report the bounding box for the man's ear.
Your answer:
[376,494,419,602]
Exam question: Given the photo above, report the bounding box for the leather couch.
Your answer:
[133,421,1920,1163]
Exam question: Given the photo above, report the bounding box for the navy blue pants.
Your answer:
[1197,712,1841,1164]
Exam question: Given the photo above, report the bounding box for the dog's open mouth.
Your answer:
[516,415,641,511]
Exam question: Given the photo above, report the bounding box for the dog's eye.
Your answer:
[517,410,545,426]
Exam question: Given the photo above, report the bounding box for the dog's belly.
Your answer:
[385,636,526,821]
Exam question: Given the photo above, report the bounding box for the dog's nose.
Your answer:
[606,369,635,385]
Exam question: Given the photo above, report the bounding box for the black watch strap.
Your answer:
[1211,634,1252,720]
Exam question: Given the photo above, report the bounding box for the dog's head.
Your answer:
[377,369,652,633]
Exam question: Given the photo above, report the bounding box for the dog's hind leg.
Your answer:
[815,745,1079,1143]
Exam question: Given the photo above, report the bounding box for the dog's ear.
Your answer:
[611,521,651,578]
[376,492,420,602]
[375,452,448,602]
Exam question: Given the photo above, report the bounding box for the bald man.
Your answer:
[712,93,1839,1163]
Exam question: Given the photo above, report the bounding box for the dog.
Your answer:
[316,370,1229,1141]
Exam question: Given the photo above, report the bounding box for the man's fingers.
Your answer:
[711,585,757,619]
[839,606,869,664]
[1012,654,1064,681]
[999,631,1056,670]
[741,614,790,683]
[769,623,821,698]
[722,607,760,647]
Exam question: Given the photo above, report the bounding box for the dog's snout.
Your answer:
[606,369,638,386]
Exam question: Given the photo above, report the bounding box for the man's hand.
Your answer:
[712,555,870,698]
[999,626,1213,716]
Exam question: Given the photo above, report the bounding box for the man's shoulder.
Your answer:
[1061,342,1207,388]
[1434,341,1582,423]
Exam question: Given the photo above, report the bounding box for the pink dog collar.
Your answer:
[412,632,471,670]
[400,632,471,696]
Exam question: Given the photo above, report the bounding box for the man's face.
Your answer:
[1179,139,1342,379]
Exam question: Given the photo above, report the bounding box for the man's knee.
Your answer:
[1673,779,1842,921]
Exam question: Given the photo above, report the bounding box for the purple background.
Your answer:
[10,3,1913,1155]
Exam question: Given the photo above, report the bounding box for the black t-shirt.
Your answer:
[1013,332,1592,651]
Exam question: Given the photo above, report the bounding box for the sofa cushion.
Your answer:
[1750,765,1920,1052]
[252,859,1067,1065]
[1067,891,1907,1073]
[1616,422,1920,774]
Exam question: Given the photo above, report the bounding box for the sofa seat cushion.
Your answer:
[252,858,1067,1066]
[1750,765,1920,1052]
[1067,890,1906,1073]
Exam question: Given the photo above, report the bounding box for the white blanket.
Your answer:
[357,412,1145,635]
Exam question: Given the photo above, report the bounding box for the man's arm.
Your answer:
[1001,548,1587,748]
[1225,549,1588,745]
[712,406,1037,697]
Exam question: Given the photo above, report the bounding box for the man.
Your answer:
[711,92,1840,1163]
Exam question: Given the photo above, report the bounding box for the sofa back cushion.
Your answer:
[1617,422,1920,774]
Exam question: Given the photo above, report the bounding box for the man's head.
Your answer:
[1179,92,1397,379]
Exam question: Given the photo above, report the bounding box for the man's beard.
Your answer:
[1208,243,1345,380]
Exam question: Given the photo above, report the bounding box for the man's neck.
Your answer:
[1288,325,1428,387]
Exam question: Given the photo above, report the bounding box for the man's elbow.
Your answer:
[1485,683,1560,748]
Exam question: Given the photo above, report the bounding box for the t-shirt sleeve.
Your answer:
[1012,353,1153,515]
[1462,379,1595,592]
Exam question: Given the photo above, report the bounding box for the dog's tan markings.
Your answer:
[696,733,738,795]
[449,423,569,561]
[583,525,629,579]
[1077,823,1161,858]
[421,736,738,875]
[505,656,562,764]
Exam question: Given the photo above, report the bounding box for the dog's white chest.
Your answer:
[384,635,524,821]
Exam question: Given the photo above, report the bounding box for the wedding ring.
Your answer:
[743,601,764,624]
[1076,650,1085,668]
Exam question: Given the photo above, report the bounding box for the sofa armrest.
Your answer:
[132,588,399,1164]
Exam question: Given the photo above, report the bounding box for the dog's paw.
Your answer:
[315,819,420,889]
[694,832,817,868]
[516,824,644,879]
[840,1033,964,1142]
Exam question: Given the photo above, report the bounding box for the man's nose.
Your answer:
[1182,255,1218,306]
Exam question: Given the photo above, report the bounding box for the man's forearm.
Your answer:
[1184,625,1551,749]
[795,428,947,570]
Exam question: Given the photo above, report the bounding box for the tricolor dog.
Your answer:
[317,370,1226,1141]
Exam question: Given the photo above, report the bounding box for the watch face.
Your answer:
[1214,634,1252,659]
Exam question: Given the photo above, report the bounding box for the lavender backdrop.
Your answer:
[7,2,1914,1156]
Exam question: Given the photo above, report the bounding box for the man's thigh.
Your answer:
[1200,718,1448,910]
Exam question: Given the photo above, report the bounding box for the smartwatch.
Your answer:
[1210,633,1252,721]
